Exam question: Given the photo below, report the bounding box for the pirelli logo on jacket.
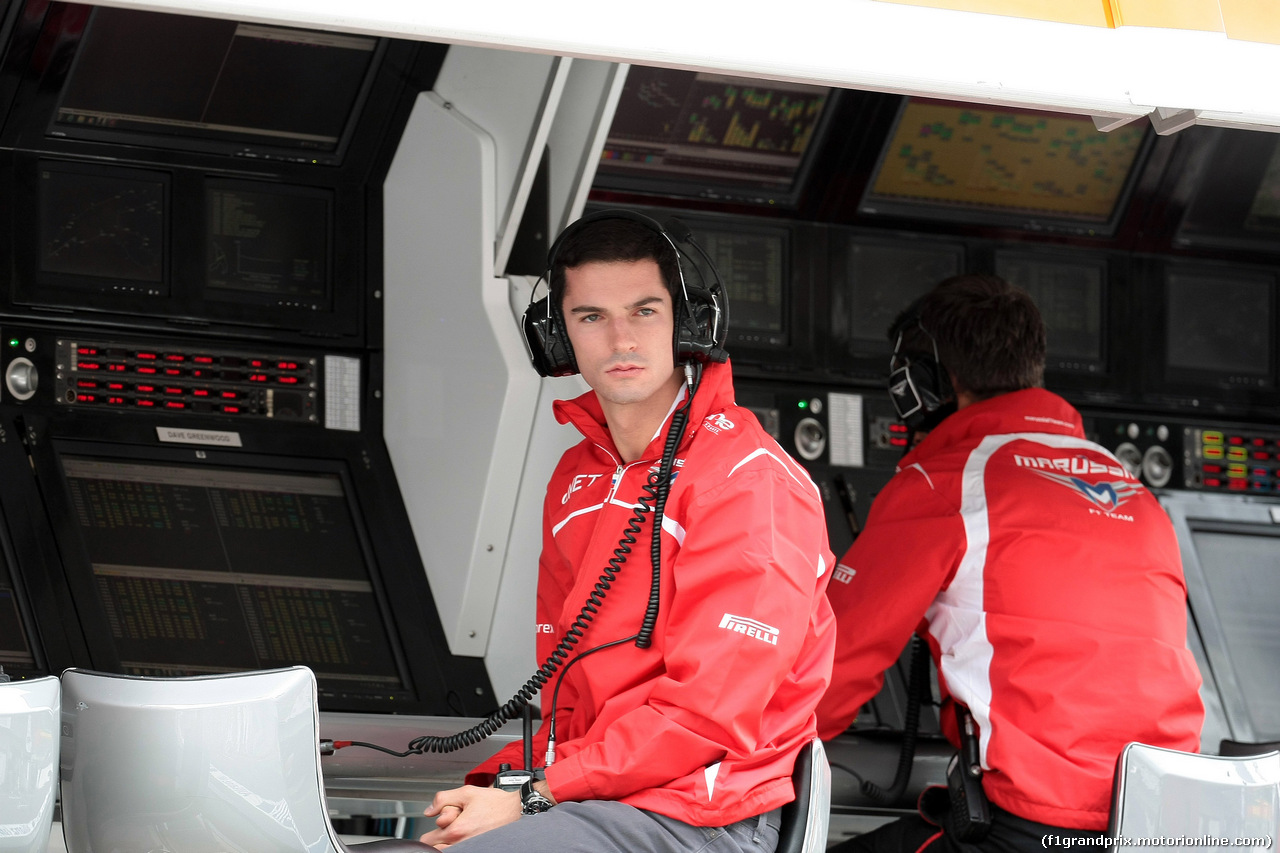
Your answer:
[718,613,780,645]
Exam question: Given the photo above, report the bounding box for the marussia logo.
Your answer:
[719,613,779,645]
[1028,468,1143,513]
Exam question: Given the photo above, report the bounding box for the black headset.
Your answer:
[521,209,729,378]
[887,296,955,433]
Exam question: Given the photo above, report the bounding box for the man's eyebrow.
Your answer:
[567,295,665,315]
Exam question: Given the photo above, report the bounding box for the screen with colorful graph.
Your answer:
[860,98,1149,234]
[595,66,833,205]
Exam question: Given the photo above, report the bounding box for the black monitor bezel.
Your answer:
[6,154,361,344]
[202,177,334,312]
[1173,128,1280,256]
[28,157,172,299]
[25,421,492,715]
[44,7,387,168]
[992,247,1110,377]
[824,229,966,382]
[592,69,839,209]
[857,97,1154,238]
[1158,261,1277,398]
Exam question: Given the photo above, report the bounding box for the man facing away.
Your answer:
[817,274,1204,853]
[420,211,837,853]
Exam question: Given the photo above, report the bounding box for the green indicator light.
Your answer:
[798,400,808,409]
[7,339,18,348]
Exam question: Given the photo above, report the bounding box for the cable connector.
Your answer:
[544,738,556,768]
[318,739,352,756]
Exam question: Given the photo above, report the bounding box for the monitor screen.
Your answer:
[1165,269,1273,388]
[1188,527,1280,739]
[831,237,964,358]
[205,180,331,309]
[1177,130,1280,252]
[37,161,168,296]
[687,224,788,346]
[58,455,411,703]
[860,99,1148,234]
[995,252,1105,372]
[595,67,831,205]
[50,8,379,163]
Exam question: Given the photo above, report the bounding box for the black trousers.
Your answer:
[829,801,1105,853]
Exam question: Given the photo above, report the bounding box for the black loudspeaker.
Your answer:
[887,298,955,433]
[521,209,728,378]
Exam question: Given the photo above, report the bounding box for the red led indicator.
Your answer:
[135,352,157,360]
[164,354,185,362]
[136,385,155,393]
[107,396,125,406]
[220,391,238,399]
[76,347,98,356]
[76,393,96,403]
[108,363,127,372]
[888,423,909,434]
[1254,438,1268,447]
[194,356,214,364]
[889,437,908,448]
[136,399,155,408]
[1254,452,1270,461]
[248,373,268,383]
[1229,480,1249,490]
[77,362,101,371]
[164,368,182,376]
[1254,468,1269,477]
[164,387,183,395]
[277,361,299,370]
[277,375,299,385]
[107,382,125,391]
[223,405,241,414]
[193,389,210,397]
[164,401,186,409]
[1204,478,1222,488]
[1203,464,1222,474]
[136,366,157,375]
[76,380,98,389]
[1229,436,1245,445]
[250,360,265,368]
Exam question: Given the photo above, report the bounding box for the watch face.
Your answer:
[520,781,554,815]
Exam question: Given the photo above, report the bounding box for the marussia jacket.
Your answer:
[470,360,837,827]
[815,388,1203,831]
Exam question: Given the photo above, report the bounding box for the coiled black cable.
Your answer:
[861,634,932,805]
[366,366,700,758]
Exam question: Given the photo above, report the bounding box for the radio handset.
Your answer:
[945,703,992,841]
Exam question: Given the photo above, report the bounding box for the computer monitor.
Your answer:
[205,180,331,310]
[595,66,833,206]
[1176,129,1280,254]
[31,433,491,714]
[1162,491,1280,742]
[828,232,964,378]
[49,7,382,165]
[35,159,169,297]
[859,98,1149,235]
[995,250,1107,375]
[1162,266,1274,393]
[686,221,789,348]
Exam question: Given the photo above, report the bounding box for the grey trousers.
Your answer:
[440,800,781,853]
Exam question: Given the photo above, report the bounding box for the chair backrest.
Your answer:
[60,666,346,853]
[777,737,831,853]
[0,676,60,853]
[1110,742,1280,847]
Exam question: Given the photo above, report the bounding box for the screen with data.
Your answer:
[861,98,1147,232]
[597,67,831,202]
[59,456,410,700]
[995,252,1106,373]
[687,224,788,346]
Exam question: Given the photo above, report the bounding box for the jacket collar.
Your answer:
[554,360,737,464]
[900,387,1084,468]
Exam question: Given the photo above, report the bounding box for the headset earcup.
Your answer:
[521,297,577,378]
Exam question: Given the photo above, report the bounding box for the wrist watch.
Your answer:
[519,779,555,815]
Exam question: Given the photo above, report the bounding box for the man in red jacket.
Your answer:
[816,274,1203,853]
[420,211,837,853]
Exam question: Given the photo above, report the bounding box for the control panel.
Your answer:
[2,327,362,430]
[1093,414,1280,494]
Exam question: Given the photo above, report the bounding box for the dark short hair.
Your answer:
[896,274,1046,399]
[549,217,681,310]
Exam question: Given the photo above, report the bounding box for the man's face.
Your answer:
[562,258,682,412]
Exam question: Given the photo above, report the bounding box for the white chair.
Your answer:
[0,676,60,853]
[59,667,432,853]
[777,737,831,853]
[1109,742,1280,850]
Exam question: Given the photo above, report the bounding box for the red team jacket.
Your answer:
[471,361,837,827]
[815,388,1204,831]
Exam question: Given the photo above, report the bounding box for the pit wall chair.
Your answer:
[0,675,60,853]
[59,667,432,853]
[1108,742,1280,851]
[779,736,831,853]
